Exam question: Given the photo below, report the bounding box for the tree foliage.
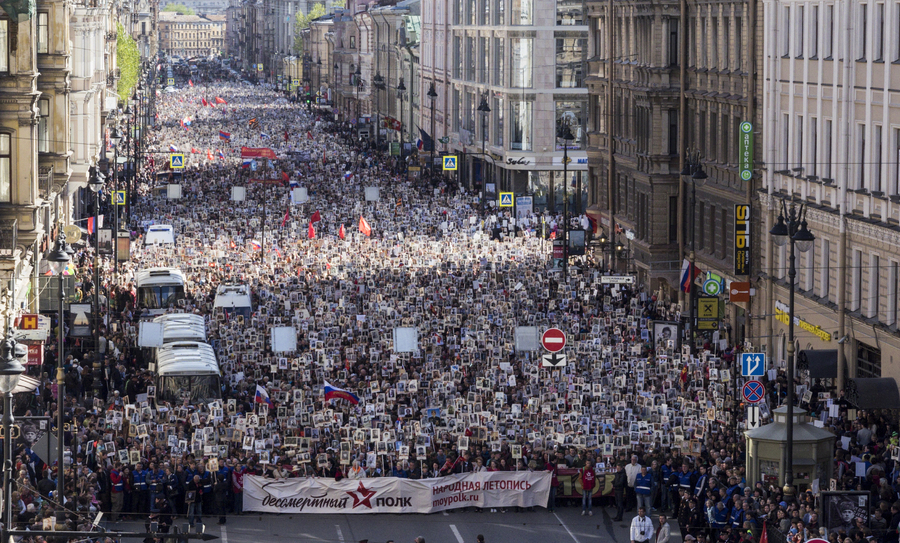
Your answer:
[163,3,195,15]
[117,22,140,100]
[293,3,327,55]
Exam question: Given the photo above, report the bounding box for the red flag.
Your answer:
[281,171,289,182]
[282,207,290,228]
[358,216,371,237]
[284,130,289,142]
[339,224,346,240]
[549,231,556,240]
[307,131,313,140]
[215,97,227,104]
[308,222,315,240]
[191,147,200,154]
[189,79,194,87]
[760,524,768,543]
[207,149,213,161]
[230,239,236,249]
[86,216,95,234]
[201,98,208,107]
[310,210,321,223]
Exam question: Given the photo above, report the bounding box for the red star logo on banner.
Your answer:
[346,482,376,509]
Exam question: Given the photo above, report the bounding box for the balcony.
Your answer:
[0,219,17,259]
[38,167,53,199]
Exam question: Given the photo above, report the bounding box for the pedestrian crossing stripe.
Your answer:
[170,154,185,169]
[114,191,126,205]
[499,192,513,207]
[443,156,457,171]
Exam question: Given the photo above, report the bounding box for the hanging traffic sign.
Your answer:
[499,192,513,207]
[541,353,567,367]
[113,191,126,205]
[170,154,184,169]
[742,380,765,403]
[740,353,766,377]
[442,156,457,171]
[541,328,566,353]
[747,405,761,429]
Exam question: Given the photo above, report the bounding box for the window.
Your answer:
[820,239,831,300]
[0,20,7,72]
[493,97,503,147]
[479,37,488,84]
[466,37,475,80]
[824,4,834,58]
[723,17,730,69]
[869,254,880,318]
[852,249,862,311]
[37,12,48,54]
[493,37,504,86]
[555,100,586,149]
[783,7,790,56]
[796,6,804,57]
[511,38,533,87]
[859,3,867,59]
[824,119,833,179]
[709,111,718,161]
[783,113,790,165]
[697,202,706,251]
[875,3,884,60]
[453,36,462,79]
[668,24,678,66]
[857,343,882,378]
[668,109,678,155]
[809,117,818,176]
[735,17,742,69]
[495,0,505,25]
[350,35,355,49]
[796,114,804,167]
[38,98,49,153]
[889,261,898,326]
[668,196,678,243]
[804,239,815,290]
[557,0,583,25]
[858,123,867,189]
[873,124,883,192]
[468,0,477,25]
[511,0,532,25]
[810,6,818,57]
[510,101,532,150]
[556,37,585,88]
[893,127,900,195]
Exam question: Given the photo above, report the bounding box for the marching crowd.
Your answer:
[3,69,899,543]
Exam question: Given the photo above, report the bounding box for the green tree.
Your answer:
[163,3,195,15]
[116,22,140,99]
[293,2,326,55]
[332,0,345,7]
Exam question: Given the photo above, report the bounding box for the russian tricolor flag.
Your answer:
[242,158,252,169]
[219,131,231,141]
[250,240,261,251]
[680,259,702,293]
[324,381,359,405]
[255,385,274,408]
[169,145,179,152]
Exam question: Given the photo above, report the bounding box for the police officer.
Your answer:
[133,462,150,514]
[635,466,653,513]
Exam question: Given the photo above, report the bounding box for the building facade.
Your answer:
[761,0,900,381]
[159,12,225,58]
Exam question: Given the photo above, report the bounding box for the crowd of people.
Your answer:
[3,65,898,543]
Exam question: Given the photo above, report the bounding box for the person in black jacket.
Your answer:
[612,463,627,521]
[213,470,229,525]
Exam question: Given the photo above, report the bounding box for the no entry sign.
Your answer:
[542,328,566,353]
[742,380,765,403]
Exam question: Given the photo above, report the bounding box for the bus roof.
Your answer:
[213,284,252,308]
[153,313,207,343]
[156,342,219,375]
[135,267,185,287]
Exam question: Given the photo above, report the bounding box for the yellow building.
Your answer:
[159,12,225,58]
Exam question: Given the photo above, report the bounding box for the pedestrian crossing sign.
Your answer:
[443,156,458,171]
[170,154,185,169]
[499,192,513,207]
[167,78,174,86]
[114,190,126,205]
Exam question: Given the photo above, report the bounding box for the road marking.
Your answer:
[220,525,228,543]
[449,524,465,543]
[554,512,581,543]
[442,511,449,516]
[336,525,345,543]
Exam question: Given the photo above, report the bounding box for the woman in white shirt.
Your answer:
[347,460,365,479]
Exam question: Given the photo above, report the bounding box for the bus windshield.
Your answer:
[158,375,221,404]
[138,285,185,309]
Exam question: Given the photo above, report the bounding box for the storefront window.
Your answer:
[511,0,533,24]
[555,100,587,150]
[556,37,585,88]
[510,101,532,151]
[511,38,533,88]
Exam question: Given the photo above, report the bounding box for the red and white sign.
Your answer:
[243,472,551,514]
[541,328,566,353]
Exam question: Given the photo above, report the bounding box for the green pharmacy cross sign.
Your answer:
[739,122,753,181]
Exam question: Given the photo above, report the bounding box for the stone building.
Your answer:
[159,11,225,58]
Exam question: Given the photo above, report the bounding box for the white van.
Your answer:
[155,341,222,404]
[213,284,253,320]
[135,267,186,316]
[144,224,176,246]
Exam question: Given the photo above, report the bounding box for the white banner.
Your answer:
[243,471,551,514]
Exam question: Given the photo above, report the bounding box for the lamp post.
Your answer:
[373,72,385,152]
[354,65,362,125]
[427,82,437,176]
[0,329,26,540]
[316,58,322,105]
[558,123,575,279]
[769,199,815,499]
[397,78,407,175]
[477,94,490,214]
[109,127,122,273]
[46,236,70,523]
[681,150,707,354]
[88,167,106,401]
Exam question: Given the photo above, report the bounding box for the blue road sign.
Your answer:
[113,191,126,205]
[742,380,765,403]
[442,156,458,171]
[740,352,766,377]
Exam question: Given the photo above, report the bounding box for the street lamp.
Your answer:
[681,150,707,354]
[109,126,122,272]
[397,78,407,174]
[373,72,385,151]
[88,167,106,401]
[354,65,362,124]
[477,94,491,211]
[769,198,815,500]
[558,122,575,279]
[0,329,26,540]
[316,58,322,103]
[427,82,438,176]
[46,236,70,522]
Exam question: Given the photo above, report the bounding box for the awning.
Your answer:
[13,375,40,395]
[797,349,838,379]
[847,378,900,409]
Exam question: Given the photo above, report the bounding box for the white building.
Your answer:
[761,0,900,382]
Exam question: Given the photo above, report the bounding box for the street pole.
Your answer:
[47,235,70,524]
[398,78,407,175]
[0,327,26,540]
[428,82,437,177]
[681,151,707,355]
[559,124,574,280]
[88,167,105,401]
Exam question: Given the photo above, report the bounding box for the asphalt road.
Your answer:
[111,503,675,543]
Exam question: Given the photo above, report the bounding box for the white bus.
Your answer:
[213,283,253,320]
[155,341,222,404]
[144,224,176,246]
[135,268,186,317]
[153,312,207,343]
